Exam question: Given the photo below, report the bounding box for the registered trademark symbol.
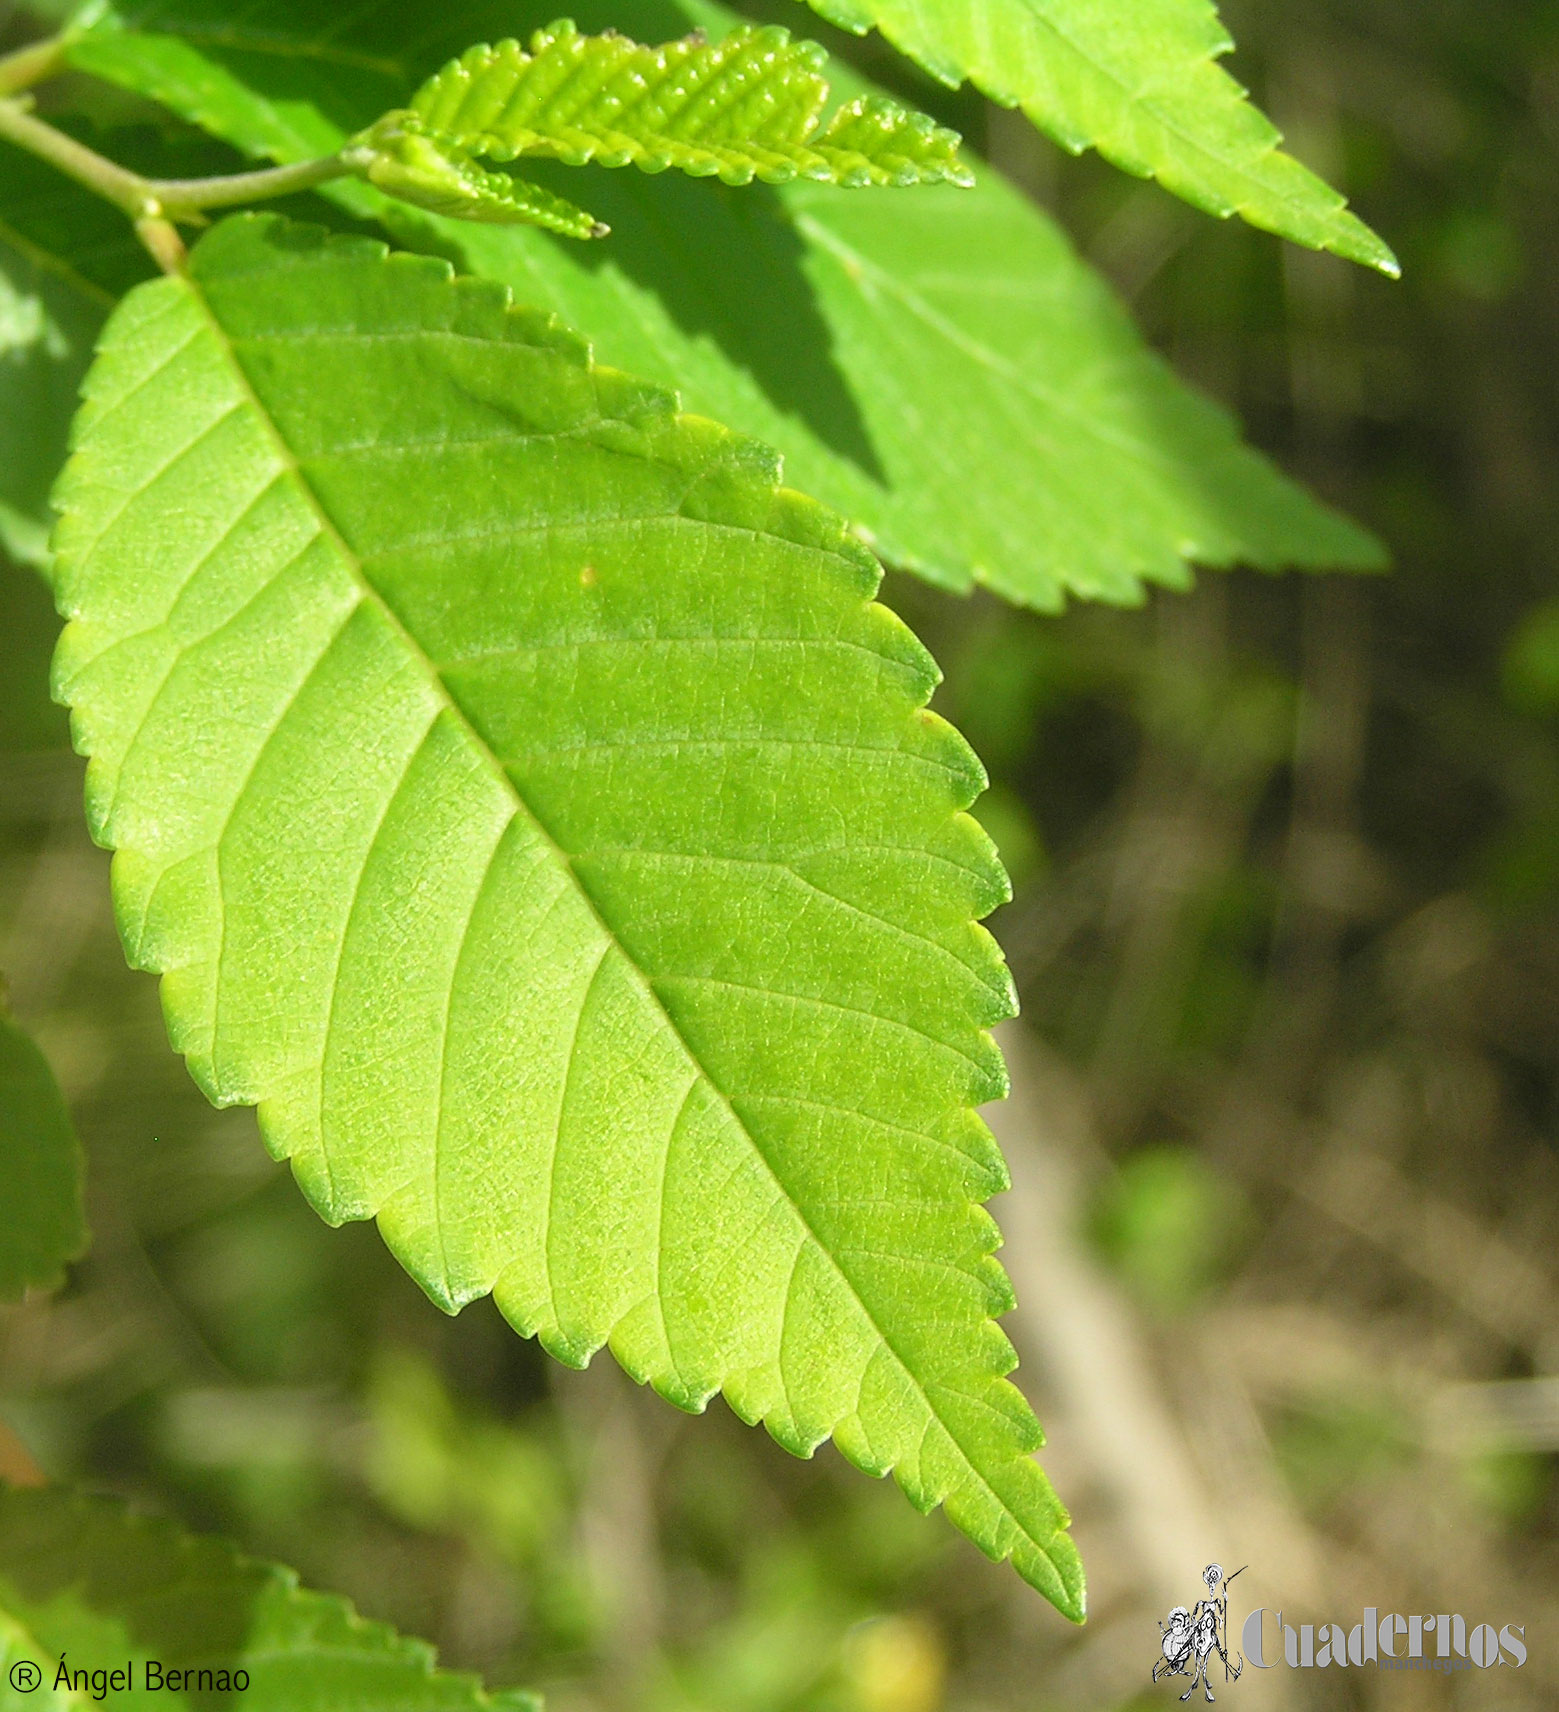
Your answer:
[8,1658,42,1692]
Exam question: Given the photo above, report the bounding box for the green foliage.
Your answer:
[0,1009,86,1300]
[50,212,1081,1616]
[797,0,1398,274]
[1502,596,1559,716]
[1460,1450,1551,1529]
[62,0,1384,608]
[0,1484,541,1709]
[0,559,71,750]
[1271,1394,1416,1514]
[346,17,967,239]
[0,0,1408,1651]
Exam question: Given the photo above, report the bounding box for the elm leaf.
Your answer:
[50,213,1082,1617]
[799,0,1399,273]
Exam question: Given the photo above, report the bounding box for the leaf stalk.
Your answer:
[151,153,354,211]
[0,95,150,218]
[0,97,349,272]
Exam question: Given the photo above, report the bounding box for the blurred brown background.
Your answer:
[3,0,1558,1707]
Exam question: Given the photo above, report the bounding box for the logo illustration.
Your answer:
[1153,1563,1246,1702]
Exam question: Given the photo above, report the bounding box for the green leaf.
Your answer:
[63,0,1385,608]
[346,18,967,241]
[0,1484,541,1709]
[799,0,1399,275]
[0,1008,86,1301]
[355,126,609,238]
[51,212,1082,1617]
[391,21,969,188]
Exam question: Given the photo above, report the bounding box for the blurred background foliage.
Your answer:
[4,0,1559,1707]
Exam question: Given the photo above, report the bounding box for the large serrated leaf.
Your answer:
[63,0,1384,609]
[0,1484,540,1709]
[51,213,1082,1616]
[0,1009,86,1300]
[799,0,1398,274]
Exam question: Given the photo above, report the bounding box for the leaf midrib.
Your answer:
[175,258,1069,1597]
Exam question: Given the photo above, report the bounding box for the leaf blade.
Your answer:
[52,212,1082,1615]
[798,0,1399,274]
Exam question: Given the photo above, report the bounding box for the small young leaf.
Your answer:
[52,213,1082,1617]
[0,1485,540,1710]
[356,123,608,238]
[63,0,1386,608]
[0,1008,86,1301]
[799,0,1399,274]
[395,20,971,190]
